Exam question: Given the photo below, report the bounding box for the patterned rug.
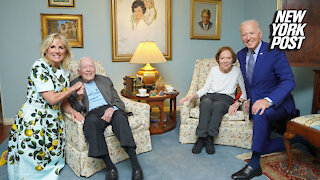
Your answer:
[237,149,320,180]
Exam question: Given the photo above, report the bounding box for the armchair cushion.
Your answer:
[291,114,320,131]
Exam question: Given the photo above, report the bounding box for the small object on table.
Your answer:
[165,86,174,93]
[136,93,149,97]
[155,76,165,92]
[123,75,143,95]
[159,90,165,96]
[149,90,157,96]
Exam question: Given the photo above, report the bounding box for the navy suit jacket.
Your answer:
[237,41,296,115]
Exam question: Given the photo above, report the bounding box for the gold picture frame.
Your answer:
[40,14,83,48]
[48,0,75,8]
[277,0,283,10]
[190,0,221,40]
[110,0,172,62]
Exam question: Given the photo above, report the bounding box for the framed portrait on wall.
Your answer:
[40,14,83,48]
[190,0,221,40]
[48,0,75,8]
[111,0,172,62]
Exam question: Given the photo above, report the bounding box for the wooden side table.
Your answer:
[121,90,179,134]
[312,70,320,113]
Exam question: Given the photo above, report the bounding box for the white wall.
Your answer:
[0,0,316,123]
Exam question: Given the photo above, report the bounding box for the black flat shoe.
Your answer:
[205,136,215,154]
[106,168,118,180]
[192,138,206,154]
[231,165,262,179]
[132,168,143,180]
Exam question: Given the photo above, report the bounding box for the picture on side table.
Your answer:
[190,0,221,40]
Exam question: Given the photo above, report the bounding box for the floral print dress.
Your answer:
[8,58,70,180]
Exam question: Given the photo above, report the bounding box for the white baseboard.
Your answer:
[4,118,14,125]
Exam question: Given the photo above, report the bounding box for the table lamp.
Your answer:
[130,41,167,86]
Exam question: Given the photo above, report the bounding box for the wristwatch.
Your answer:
[236,99,243,105]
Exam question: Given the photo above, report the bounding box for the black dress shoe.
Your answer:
[106,168,118,180]
[192,138,206,154]
[231,165,262,179]
[132,168,143,180]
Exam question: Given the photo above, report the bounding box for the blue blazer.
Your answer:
[237,41,296,115]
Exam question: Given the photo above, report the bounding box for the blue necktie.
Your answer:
[246,51,255,85]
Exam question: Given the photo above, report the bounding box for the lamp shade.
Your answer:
[130,41,167,64]
[129,42,167,86]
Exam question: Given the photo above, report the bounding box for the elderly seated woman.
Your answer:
[179,46,247,154]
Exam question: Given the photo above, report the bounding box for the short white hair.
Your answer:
[239,19,261,32]
[78,57,95,70]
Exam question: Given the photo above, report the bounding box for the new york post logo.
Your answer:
[269,10,307,50]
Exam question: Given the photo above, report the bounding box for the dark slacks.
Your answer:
[196,93,234,138]
[251,106,290,154]
[83,105,136,158]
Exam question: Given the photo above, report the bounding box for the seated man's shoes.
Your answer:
[192,138,206,154]
[106,168,118,180]
[132,168,143,180]
[205,136,215,154]
[231,165,262,180]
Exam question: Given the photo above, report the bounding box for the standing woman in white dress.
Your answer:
[7,33,84,180]
[143,0,157,25]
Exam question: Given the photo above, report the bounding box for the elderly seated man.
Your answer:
[68,57,143,180]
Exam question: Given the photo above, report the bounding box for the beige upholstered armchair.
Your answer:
[179,58,253,149]
[64,60,152,177]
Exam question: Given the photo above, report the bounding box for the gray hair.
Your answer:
[239,19,262,32]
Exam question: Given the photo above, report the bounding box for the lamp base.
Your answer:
[137,63,159,86]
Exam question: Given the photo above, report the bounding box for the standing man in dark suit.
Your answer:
[198,9,213,31]
[68,57,143,180]
[231,20,296,179]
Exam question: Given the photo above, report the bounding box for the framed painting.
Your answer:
[111,0,172,62]
[48,0,75,8]
[190,0,221,40]
[40,14,83,48]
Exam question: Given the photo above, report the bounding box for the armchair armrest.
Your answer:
[186,87,198,108]
[240,101,250,122]
[64,113,88,152]
[120,96,150,125]
[180,86,198,122]
[180,101,191,123]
